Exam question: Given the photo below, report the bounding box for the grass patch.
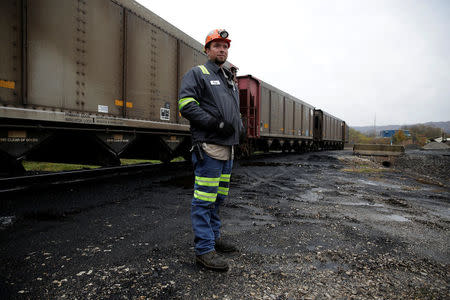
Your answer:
[341,167,385,173]
[120,159,156,165]
[120,157,185,165]
[23,161,100,172]
[415,177,444,187]
[23,156,187,172]
[170,156,186,162]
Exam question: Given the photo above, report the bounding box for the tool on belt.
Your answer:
[191,143,204,161]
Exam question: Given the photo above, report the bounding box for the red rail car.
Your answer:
[237,75,317,155]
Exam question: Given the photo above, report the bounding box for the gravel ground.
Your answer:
[394,149,450,183]
[0,150,449,299]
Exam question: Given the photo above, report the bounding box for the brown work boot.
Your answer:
[196,251,229,272]
[215,237,237,253]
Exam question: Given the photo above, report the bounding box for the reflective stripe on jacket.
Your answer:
[178,60,243,146]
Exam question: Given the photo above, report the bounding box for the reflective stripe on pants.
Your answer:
[191,151,233,255]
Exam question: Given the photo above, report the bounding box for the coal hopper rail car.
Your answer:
[0,0,212,176]
[313,109,349,151]
[237,75,348,156]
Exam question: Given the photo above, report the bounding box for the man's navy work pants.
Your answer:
[191,152,233,255]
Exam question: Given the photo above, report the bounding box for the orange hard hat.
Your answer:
[204,29,231,50]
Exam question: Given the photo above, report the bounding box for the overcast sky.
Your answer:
[140,0,449,126]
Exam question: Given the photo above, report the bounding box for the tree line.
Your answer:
[349,124,445,145]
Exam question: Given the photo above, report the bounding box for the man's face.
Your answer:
[206,40,229,65]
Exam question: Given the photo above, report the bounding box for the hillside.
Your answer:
[352,121,450,134]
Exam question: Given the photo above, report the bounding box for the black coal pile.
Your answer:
[395,150,450,184]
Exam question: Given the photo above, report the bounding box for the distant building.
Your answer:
[434,136,448,143]
[380,129,411,138]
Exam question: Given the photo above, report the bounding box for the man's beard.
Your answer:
[214,57,226,65]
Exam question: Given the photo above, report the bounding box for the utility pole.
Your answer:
[373,113,376,137]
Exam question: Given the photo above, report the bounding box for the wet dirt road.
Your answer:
[1,150,449,299]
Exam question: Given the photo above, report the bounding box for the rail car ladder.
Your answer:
[239,89,258,138]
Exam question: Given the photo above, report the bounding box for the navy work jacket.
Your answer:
[178,60,243,146]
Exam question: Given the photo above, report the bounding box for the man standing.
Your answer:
[178,29,243,271]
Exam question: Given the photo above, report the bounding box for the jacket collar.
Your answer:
[206,60,234,80]
[205,60,222,74]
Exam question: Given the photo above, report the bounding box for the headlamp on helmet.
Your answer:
[204,29,231,52]
[219,30,229,39]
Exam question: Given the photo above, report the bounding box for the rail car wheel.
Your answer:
[281,142,291,153]
[298,142,305,153]
[259,140,270,153]
[293,142,301,153]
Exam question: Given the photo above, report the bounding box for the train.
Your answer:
[237,75,348,156]
[0,0,348,177]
